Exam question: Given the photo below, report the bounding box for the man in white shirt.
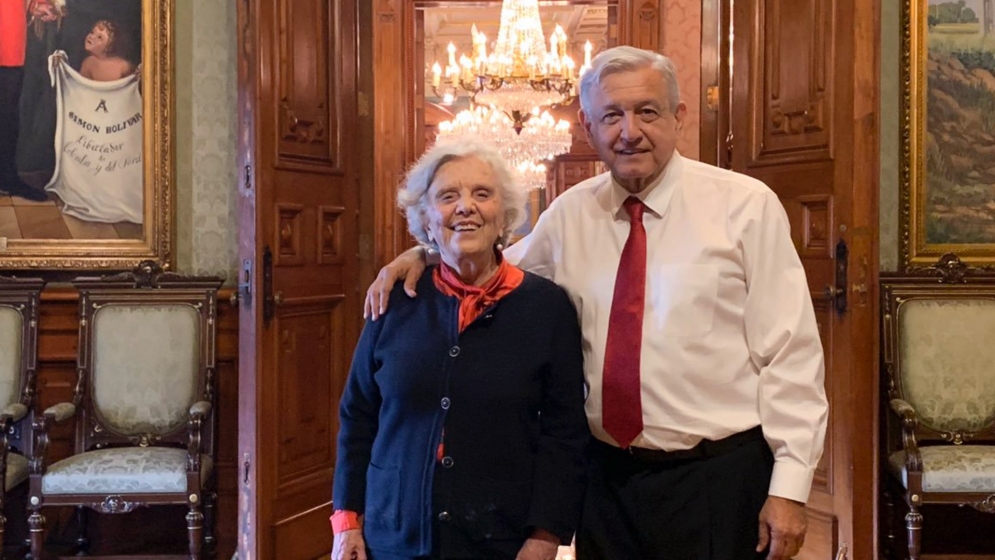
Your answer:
[365,46,828,560]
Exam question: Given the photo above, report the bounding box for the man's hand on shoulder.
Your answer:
[757,495,807,560]
[363,246,429,320]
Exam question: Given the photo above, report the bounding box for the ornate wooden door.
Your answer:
[236,0,362,558]
[725,0,879,558]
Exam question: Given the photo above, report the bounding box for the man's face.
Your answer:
[580,66,686,193]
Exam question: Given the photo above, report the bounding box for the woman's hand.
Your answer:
[515,528,560,560]
[363,246,428,320]
[331,529,366,560]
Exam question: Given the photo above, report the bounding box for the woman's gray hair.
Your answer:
[579,46,681,117]
[397,138,526,251]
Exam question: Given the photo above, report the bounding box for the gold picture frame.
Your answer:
[901,0,995,272]
[0,0,173,271]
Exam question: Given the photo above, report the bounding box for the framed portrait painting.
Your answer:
[0,0,172,270]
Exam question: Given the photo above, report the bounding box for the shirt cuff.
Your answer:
[767,460,816,503]
[331,510,361,534]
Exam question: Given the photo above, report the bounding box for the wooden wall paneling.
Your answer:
[29,288,238,558]
[627,0,663,52]
[374,0,408,266]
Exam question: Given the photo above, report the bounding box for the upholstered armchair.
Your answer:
[27,263,222,560]
[881,278,995,560]
[0,276,43,554]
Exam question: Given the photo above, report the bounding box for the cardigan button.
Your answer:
[441,397,450,410]
[438,511,451,521]
[441,456,454,468]
[449,346,460,357]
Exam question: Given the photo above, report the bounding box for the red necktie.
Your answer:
[602,196,646,448]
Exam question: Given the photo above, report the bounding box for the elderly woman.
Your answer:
[331,140,589,560]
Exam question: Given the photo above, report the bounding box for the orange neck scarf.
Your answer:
[432,255,524,332]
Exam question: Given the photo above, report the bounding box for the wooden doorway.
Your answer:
[235,0,365,559]
[703,0,881,558]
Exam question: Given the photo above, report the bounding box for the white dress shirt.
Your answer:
[504,154,828,503]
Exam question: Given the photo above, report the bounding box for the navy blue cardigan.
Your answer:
[332,268,589,558]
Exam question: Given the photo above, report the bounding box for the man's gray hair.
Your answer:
[579,46,681,117]
[398,138,526,251]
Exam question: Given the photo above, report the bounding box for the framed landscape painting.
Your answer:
[0,0,172,270]
[902,0,995,271]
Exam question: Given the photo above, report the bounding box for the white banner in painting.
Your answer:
[45,50,143,224]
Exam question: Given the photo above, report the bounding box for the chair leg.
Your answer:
[75,506,90,556]
[204,491,217,559]
[28,512,44,560]
[882,488,897,559]
[905,507,923,560]
[0,503,6,555]
[187,505,204,560]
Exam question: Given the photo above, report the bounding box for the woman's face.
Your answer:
[85,24,111,56]
[424,156,506,266]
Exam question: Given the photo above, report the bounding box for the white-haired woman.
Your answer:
[331,139,589,560]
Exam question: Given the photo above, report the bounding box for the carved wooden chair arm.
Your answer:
[0,404,22,464]
[189,400,212,420]
[44,402,76,424]
[890,398,916,419]
[186,400,212,472]
[0,403,28,424]
[889,398,922,472]
[30,402,77,475]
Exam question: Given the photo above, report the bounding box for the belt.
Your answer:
[592,426,765,463]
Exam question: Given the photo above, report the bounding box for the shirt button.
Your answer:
[441,397,450,410]
[441,456,454,468]
[449,346,460,357]
[438,511,450,521]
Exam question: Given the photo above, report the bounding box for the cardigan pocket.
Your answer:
[364,463,401,530]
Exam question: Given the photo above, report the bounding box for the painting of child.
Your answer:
[1,0,143,241]
[80,20,135,81]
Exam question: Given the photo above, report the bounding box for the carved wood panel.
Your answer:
[242,0,361,558]
[318,206,346,264]
[275,0,341,171]
[274,302,341,487]
[811,298,833,495]
[799,194,834,259]
[277,204,305,266]
[547,155,608,202]
[629,0,663,52]
[746,0,833,164]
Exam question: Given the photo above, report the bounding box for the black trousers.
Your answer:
[576,430,774,560]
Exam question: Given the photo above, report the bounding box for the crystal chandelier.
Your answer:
[430,0,594,115]
[436,106,572,191]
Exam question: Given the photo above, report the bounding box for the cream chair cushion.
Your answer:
[889,446,995,492]
[41,447,213,495]
[92,304,200,435]
[899,299,995,433]
[5,452,28,491]
[0,306,22,410]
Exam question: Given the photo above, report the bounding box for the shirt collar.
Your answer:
[604,152,684,220]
